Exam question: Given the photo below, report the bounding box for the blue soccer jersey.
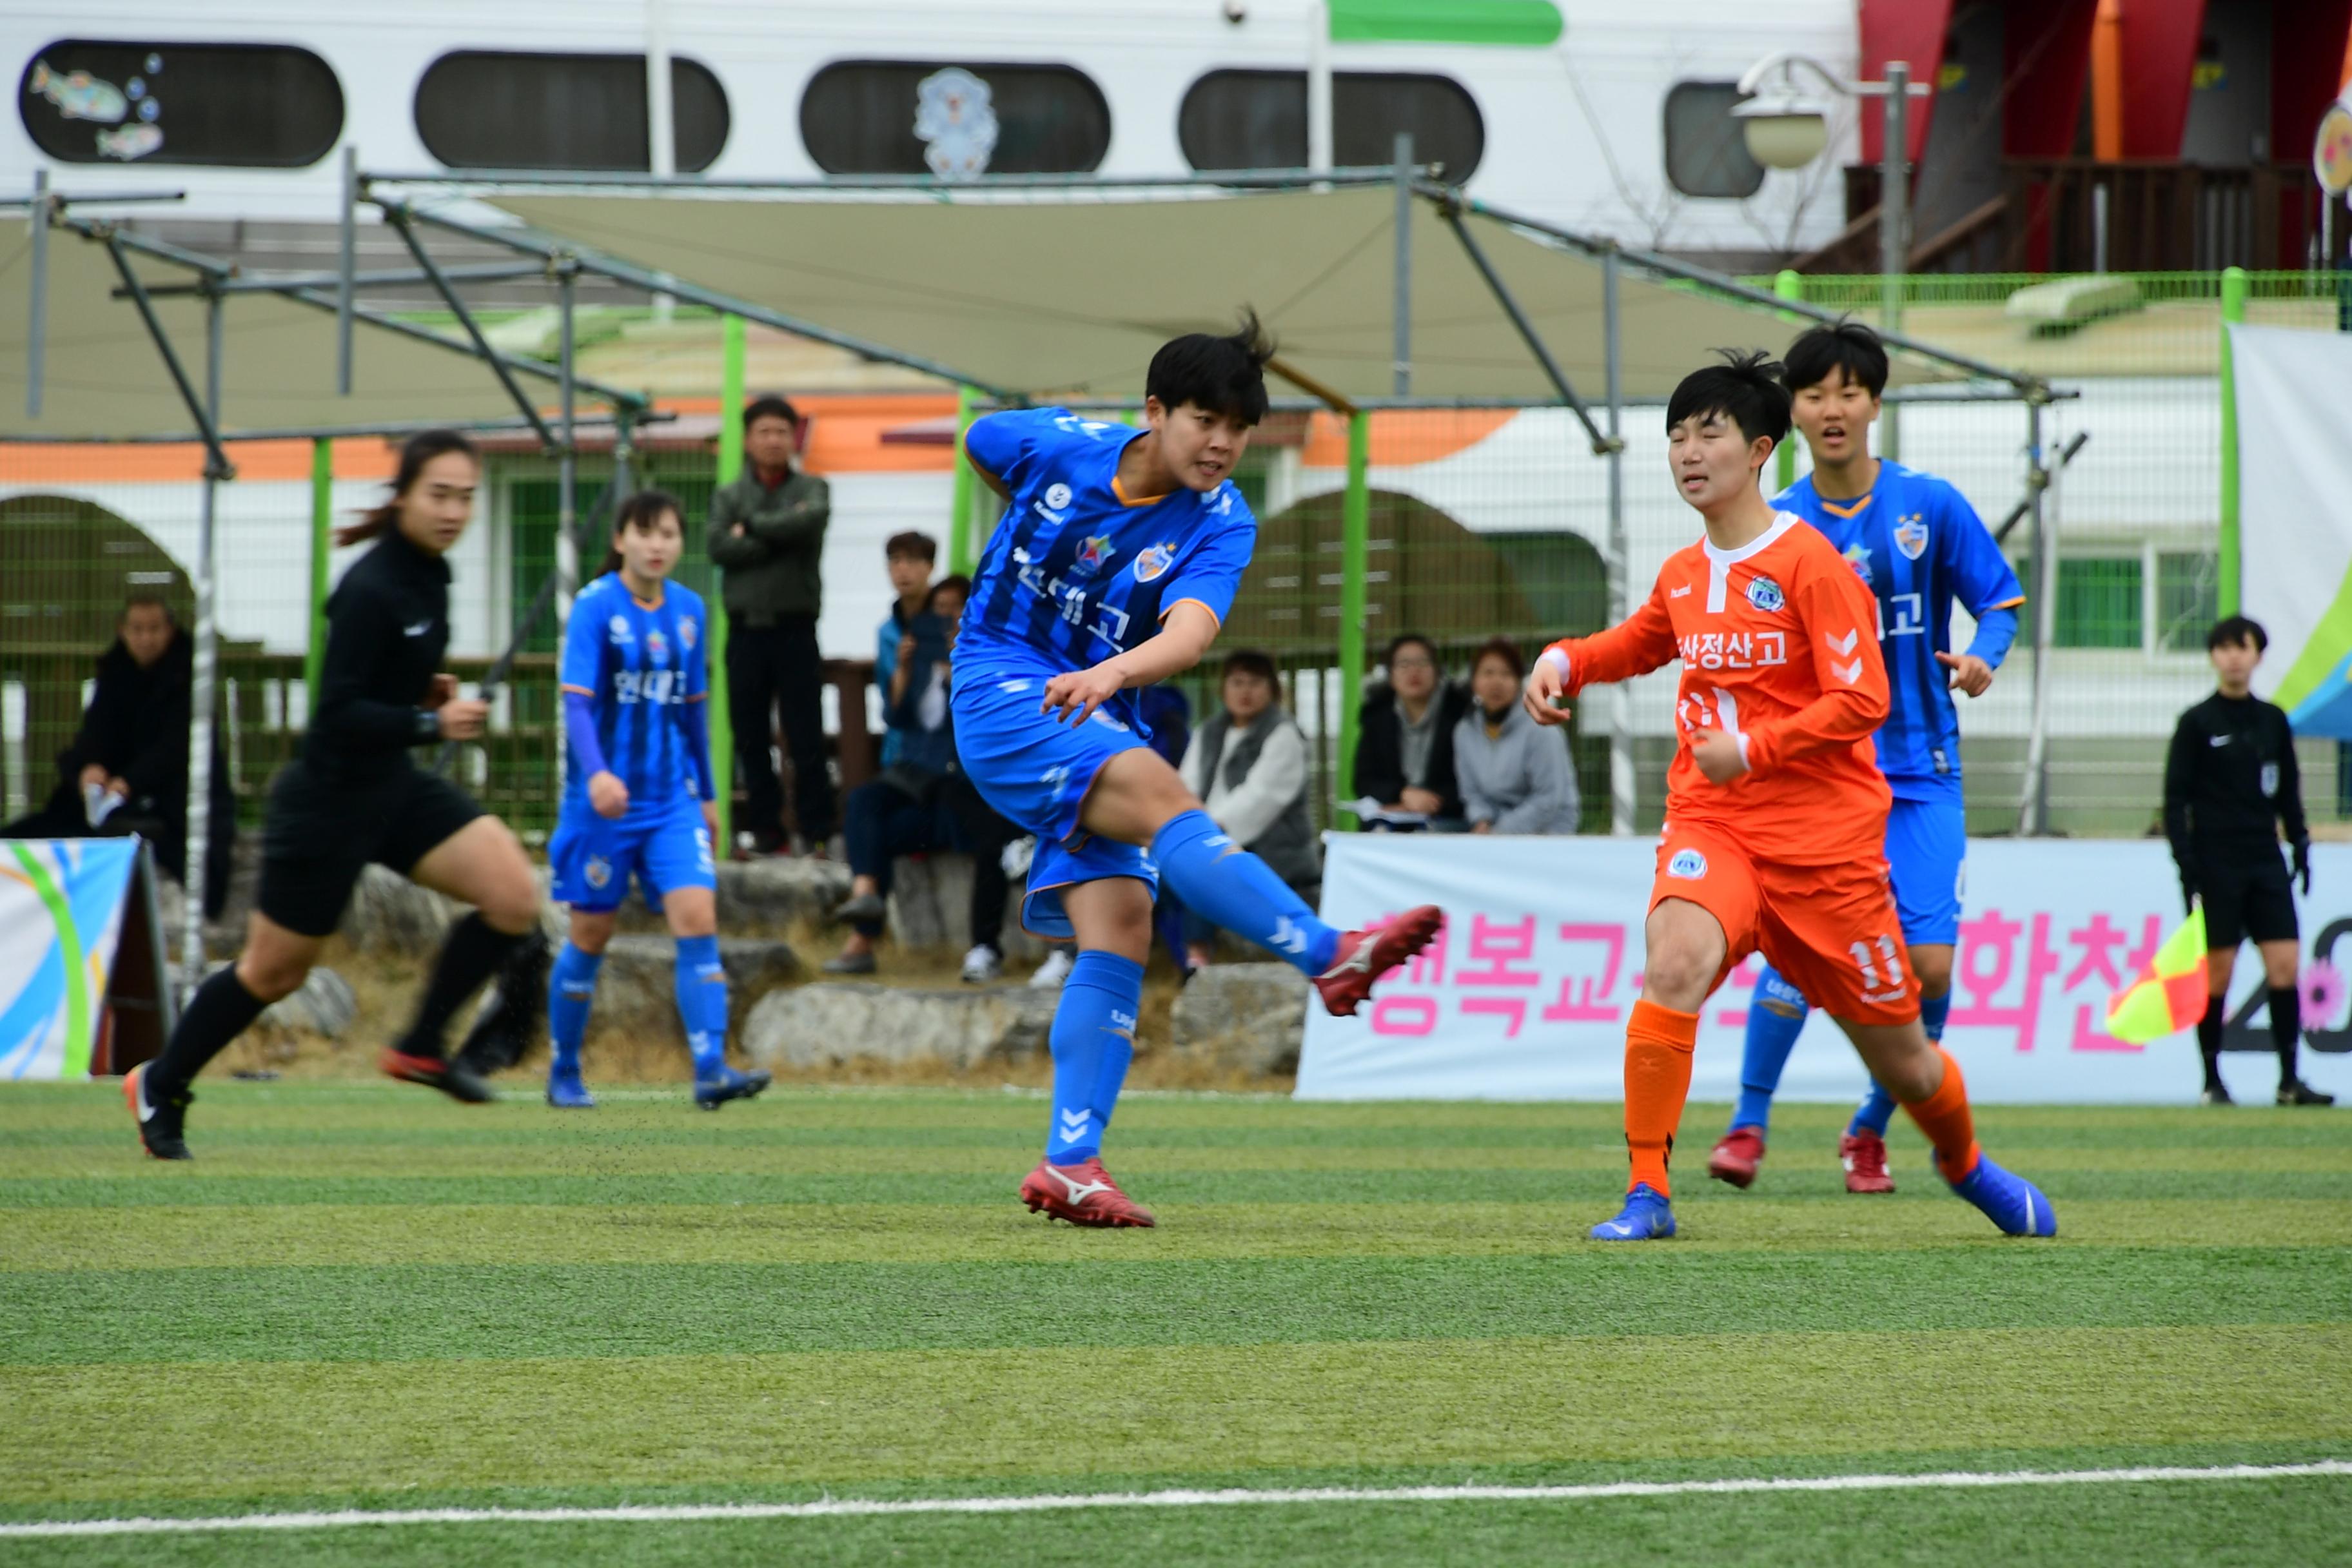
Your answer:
[1774,460,2023,799]
[958,408,1257,727]
[558,573,712,806]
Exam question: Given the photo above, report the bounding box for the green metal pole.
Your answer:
[304,436,331,713]
[710,313,746,852]
[948,384,980,575]
[1774,268,1804,494]
[1335,411,1371,830]
[2219,266,2248,616]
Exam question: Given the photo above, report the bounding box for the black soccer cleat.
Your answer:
[693,1064,772,1110]
[2200,1084,2234,1106]
[381,1048,496,1104]
[124,1063,193,1161]
[2278,1080,2337,1107]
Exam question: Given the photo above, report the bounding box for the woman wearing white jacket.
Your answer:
[1455,636,1582,835]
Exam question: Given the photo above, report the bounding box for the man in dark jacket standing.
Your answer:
[3,591,235,914]
[708,395,836,854]
[1351,631,1471,828]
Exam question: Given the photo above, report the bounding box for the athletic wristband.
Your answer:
[410,709,442,745]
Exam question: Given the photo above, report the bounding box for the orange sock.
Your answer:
[1624,998,1699,1196]
[1899,1045,1983,1184]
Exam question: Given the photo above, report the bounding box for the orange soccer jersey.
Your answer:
[1545,511,1893,867]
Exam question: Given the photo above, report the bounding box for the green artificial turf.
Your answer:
[1,1081,2346,1565]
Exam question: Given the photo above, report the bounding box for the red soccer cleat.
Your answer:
[1019,1157,1157,1228]
[379,1048,495,1104]
[1840,1130,1896,1193]
[1313,905,1446,1017]
[1709,1125,1766,1188]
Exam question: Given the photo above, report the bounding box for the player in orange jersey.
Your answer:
[1524,353,2055,1240]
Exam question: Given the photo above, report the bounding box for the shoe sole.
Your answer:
[1020,1191,1155,1228]
[1843,1177,1896,1194]
[1706,1152,1759,1189]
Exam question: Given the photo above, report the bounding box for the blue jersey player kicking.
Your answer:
[1708,322,2024,1195]
[545,491,770,1111]
[957,314,1444,1228]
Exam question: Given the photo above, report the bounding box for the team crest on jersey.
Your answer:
[584,855,612,890]
[1745,574,1785,613]
[1894,514,1929,560]
[1133,542,1178,582]
[1044,482,1074,511]
[1073,533,1117,574]
[607,614,633,644]
[1667,848,1707,880]
[1842,542,1874,586]
[645,631,669,665]
[678,617,697,652]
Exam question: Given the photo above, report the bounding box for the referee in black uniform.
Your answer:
[126,431,544,1159]
[2164,615,2335,1108]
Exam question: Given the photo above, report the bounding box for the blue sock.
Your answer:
[674,934,729,1077]
[548,941,602,1075]
[1149,809,1339,975]
[1046,951,1144,1164]
[1730,965,1811,1135]
[1852,991,1948,1138]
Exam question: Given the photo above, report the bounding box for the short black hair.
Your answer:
[1146,309,1275,427]
[1783,318,1890,398]
[120,587,174,622]
[1471,635,1525,683]
[927,573,972,611]
[2208,614,2269,652]
[743,394,799,431]
[1222,648,1278,686]
[885,530,937,562]
[1384,631,1437,669]
[1666,349,1792,455]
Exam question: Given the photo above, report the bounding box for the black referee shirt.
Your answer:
[2163,690,2307,868]
[305,527,451,781]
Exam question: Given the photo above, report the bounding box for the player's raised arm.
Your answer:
[1736,551,1890,776]
[1524,577,1678,726]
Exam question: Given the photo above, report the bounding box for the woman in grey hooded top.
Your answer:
[1454,636,1581,835]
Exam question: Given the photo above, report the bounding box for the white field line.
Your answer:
[5,1460,2346,1540]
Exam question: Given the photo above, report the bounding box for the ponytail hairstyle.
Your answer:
[337,429,480,547]
[598,487,686,578]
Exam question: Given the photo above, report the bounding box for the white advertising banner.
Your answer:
[1298,834,2352,1104]
[2233,322,2352,736]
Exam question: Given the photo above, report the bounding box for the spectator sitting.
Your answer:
[872,531,936,769]
[1352,631,1470,829]
[2,591,235,915]
[1176,650,1319,970]
[707,394,834,856]
[1454,635,1580,836]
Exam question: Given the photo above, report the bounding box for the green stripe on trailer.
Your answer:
[1329,0,1563,46]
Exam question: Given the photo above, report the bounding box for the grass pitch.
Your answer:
[1,1081,2347,1564]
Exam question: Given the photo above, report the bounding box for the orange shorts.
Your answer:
[1649,820,1919,1026]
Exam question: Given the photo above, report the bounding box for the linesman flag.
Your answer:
[2104,906,2210,1044]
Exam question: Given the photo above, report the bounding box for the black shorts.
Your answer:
[2199,846,2299,950]
[257,760,485,937]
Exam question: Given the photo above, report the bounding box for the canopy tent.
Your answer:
[452,183,1990,406]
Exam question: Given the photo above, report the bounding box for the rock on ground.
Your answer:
[1171,963,1310,1075]
[743,982,1057,1071]
[585,934,801,1038]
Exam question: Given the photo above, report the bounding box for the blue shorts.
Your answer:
[950,665,1159,939]
[1885,792,1966,947]
[549,789,715,913]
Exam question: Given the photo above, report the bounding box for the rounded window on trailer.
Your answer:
[1177,70,1484,181]
[415,51,729,172]
[1662,81,1765,199]
[19,40,342,167]
[799,61,1111,179]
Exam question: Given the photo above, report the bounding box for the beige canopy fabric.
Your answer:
[484,184,1961,404]
[0,222,608,440]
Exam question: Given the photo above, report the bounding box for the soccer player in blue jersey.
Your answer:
[957,314,1444,1227]
[544,490,771,1111]
[1709,322,2024,1194]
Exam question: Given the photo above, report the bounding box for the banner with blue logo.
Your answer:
[0,839,146,1080]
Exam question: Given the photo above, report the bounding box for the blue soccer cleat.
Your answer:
[545,1064,596,1110]
[693,1064,772,1111]
[1946,1153,2057,1237]
[1590,1182,1676,1241]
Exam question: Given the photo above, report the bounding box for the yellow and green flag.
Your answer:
[2104,906,2210,1044]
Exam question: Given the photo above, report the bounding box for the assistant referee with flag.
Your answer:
[2164,615,2333,1106]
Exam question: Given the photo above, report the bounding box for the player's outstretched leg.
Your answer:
[1711,965,1811,1188]
[545,937,602,1108]
[1020,942,1153,1227]
[1592,998,1696,1240]
[1145,807,1442,1015]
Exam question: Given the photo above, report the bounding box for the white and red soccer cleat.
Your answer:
[1312,905,1446,1017]
[1840,1130,1896,1193]
[1709,1126,1767,1189]
[1019,1157,1157,1228]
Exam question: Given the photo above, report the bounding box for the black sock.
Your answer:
[2196,1007,2226,1090]
[396,914,526,1061]
[2269,985,2302,1090]
[148,966,269,1099]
